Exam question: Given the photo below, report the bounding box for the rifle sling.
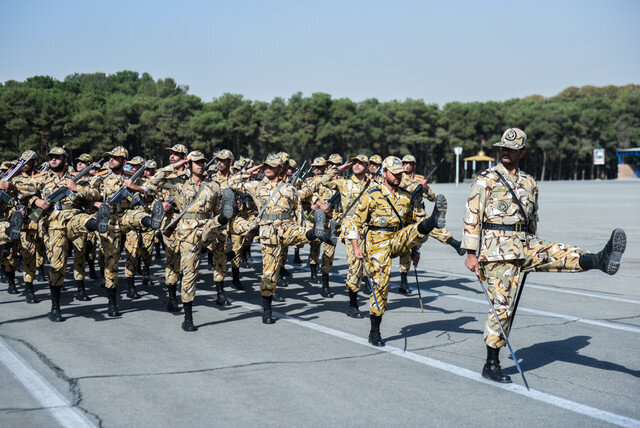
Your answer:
[164,182,206,231]
[493,170,529,227]
[381,191,405,229]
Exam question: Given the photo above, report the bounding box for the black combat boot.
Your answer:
[362,276,372,295]
[97,203,111,234]
[398,272,412,295]
[446,237,466,256]
[245,247,253,262]
[310,263,319,283]
[215,281,231,306]
[262,295,276,324]
[181,301,197,332]
[320,273,334,298]
[346,290,364,318]
[417,194,447,235]
[155,240,162,262]
[231,267,243,290]
[98,266,106,288]
[84,218,99,232]
[578,228,626,275]
[74,280,91,301]
[126,276,141,299]
[142,265,153,287]
[6,270,18,294]
[25,282,38,304]
[482,345,512,383]
[88,259,97,280]
[107,287,121,317]
[166,284,180,312]
[280,266,292,278]
[48,286,63,322]
[220,188,236,224]
[207,251,214,268]
[368,315,385,346]
[293,248,303,264]
[8,211,23,241]
[272,291,286,302]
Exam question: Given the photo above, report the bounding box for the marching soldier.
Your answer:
[28,147,110,321]
[349,156,448,346]
[396,154,464,295]
[95,146,164,317]
[303,157,328,283]
[367,155,384,184]
[462,128,627,383]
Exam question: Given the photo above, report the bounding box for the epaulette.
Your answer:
[94,170,109,176]
[31,172,47,178]
[415,174,424,179]
[367,186,381,194]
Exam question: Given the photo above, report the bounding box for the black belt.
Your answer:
[483,222,527,232]
[369,225,399,232]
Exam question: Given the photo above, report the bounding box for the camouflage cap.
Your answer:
[21,150,37,161]
[105,146,128,159]
[75,153,93,163]
[494,128,526,150]
[277,152,290,163]
[402,154,416,163]
[1,161,16,170]
[187,151,206,162]
[369,154,382,165]
[127,156,145,165]
[215,149,234,161]
[232,160,243,170]
[48,147,68,158]
[165,144,188,155]
[311,157,327,167]
[102,161,110,170]
[264,154,282,168]
[289,159,297,169]
[328,154,343,164]
[383,156,404,174]
[350,154,369,164]
[147,160,157,169]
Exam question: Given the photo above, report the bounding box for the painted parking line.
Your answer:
[0,339,96,428]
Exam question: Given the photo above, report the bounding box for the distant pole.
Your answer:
[454,147,463,187]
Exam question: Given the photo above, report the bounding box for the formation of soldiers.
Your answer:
[0,127,627,384]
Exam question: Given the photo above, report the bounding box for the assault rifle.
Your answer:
[409,158,444,201]
[240,154,254,171]
[105,161,150,207]
[326,190,341,210]
[1,152,36,206]
[29,158,104,221]
[288,160,307,186]
[38,162,50,173]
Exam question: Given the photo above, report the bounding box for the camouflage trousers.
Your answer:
[0,221,9,246]
[260,223,311,297]
[19,230,38,283]
[163,233,181,287]
[46,213,94,288]
[124,229,154,277]
[177,221,225,303]
[345,237,364,293]
[399,227,452,273]
[481,238,585,349]
[1,240,19,272]
[365,224,426,316]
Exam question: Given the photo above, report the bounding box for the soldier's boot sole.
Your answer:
[97,204,110,234]
[221,188,236,221]
[313,209,326,238]
[8,211,23,241]
[150,201,165,230]
[434,194,447,229]
[600,228,626,275]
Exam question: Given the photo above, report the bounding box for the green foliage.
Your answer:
[1,71,639,181]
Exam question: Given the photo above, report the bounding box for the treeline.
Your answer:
[1,71,639,182]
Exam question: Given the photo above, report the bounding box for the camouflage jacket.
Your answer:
[326,174,370,236]
[461,163,539,262]
[239,177,302,245]
[98,171,153,215]
[347,184,417,241]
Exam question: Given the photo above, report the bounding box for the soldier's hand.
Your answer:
[35,199,51,210]
[465,251,480,276]
[123,179,135,189]
[319,203,330,214]
[162,202,173,212]
[64,179,78,191]
[173,158,189,169]
[0,180,10,190]
[419,178,428,187]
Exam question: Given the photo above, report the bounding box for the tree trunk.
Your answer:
[540,150,547,181]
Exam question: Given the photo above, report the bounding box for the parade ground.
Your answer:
[0,179,638,428]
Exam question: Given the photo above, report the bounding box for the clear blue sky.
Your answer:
[1,0,638,105]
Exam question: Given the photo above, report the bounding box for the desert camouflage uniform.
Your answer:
[301,170,337,274]
[462,162,585,348]
[124,175,157,279]
[27,170,99,288]
[349,184,427,316]
[12,171,40,285]
[239,177,312,297]
[398,173,453,273]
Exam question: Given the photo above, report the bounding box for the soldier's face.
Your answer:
[24,159,37,173]
[48,155,65,170]
[144,169,155,177]
[217,159,230,172]
[110,156,125,170]
[77,161,88,171]
[369,163,380,173]
[313,166,325,176]
[264,165,279,179]
[169,152,184,164]
[128,164,140,175]
[501,148,526,166]
[403,162,415,173]
[352,161,367,175]
[384,170,403,187]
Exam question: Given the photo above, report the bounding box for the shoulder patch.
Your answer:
[31,172,47,178]
[94,170,109,176]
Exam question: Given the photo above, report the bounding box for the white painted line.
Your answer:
[222,297,640,428]
[0,339,96,428]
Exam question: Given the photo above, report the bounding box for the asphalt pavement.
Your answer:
[0,179,638,427]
